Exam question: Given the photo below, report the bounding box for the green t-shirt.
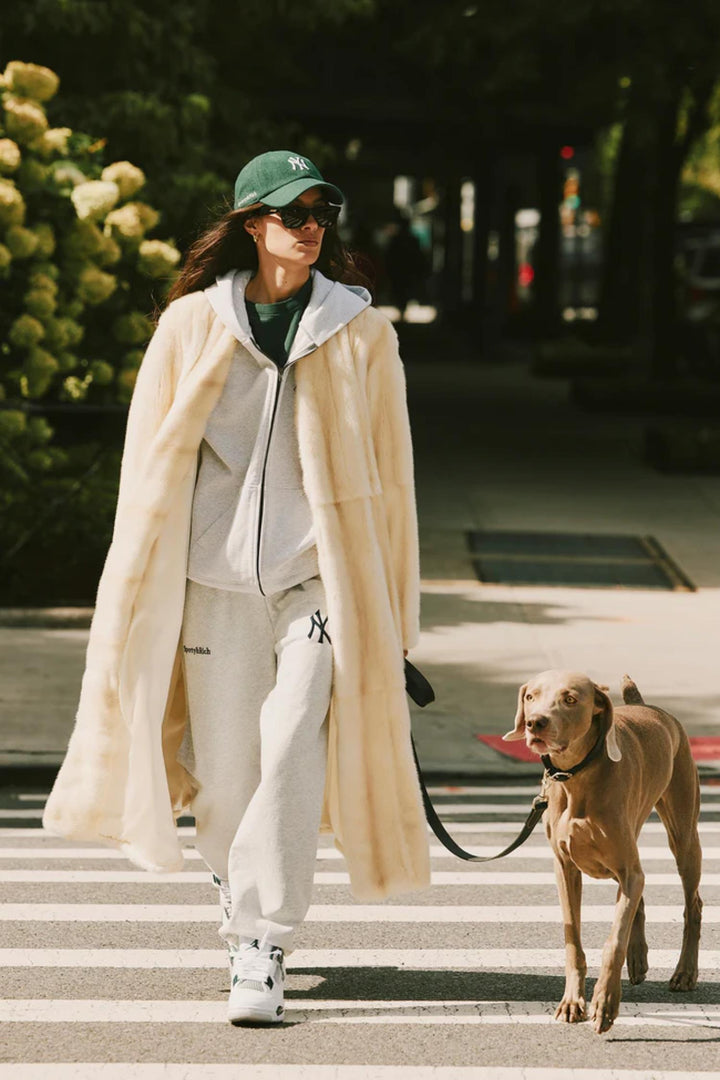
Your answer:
[245,276,313,369]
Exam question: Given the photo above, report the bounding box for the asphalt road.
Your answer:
[0,778,719,1079]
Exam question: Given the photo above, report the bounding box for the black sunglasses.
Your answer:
[254,203,341,229]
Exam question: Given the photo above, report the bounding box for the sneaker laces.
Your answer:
[231,932,284,994]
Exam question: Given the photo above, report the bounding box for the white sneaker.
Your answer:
[227,938,285,1025]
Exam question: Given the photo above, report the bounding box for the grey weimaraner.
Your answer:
[504,670,702,1034]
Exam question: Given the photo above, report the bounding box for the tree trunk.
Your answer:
[597,96,650,344]
[648,77,715,378]
[648,98,683,378]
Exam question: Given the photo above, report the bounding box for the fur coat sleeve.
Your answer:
[356,310,420,651]
[295,306,430,899]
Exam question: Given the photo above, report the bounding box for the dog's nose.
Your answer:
[527,715,549,732]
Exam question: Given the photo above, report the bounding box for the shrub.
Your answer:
[112,310,154,345]
[0,59,181,573]
[0,59,180,419]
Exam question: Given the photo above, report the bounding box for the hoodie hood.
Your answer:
[204,268,372,365]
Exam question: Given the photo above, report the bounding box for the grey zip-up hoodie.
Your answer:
[186,268,372,596]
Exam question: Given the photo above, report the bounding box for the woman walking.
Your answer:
[43,150,431,1025]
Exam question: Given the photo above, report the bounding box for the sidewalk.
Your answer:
[407,350,720,775]
[2,346,719,777]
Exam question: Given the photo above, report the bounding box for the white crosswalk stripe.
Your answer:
[1,868,718,884]
[2,843,720,860]
[1,1068,718,1079]
[14,784,720,799]
[1,902,718,923]
[1,784,717,1077]
[1,946,719,969]
[3,821,720,838]
[0,999,718,1027]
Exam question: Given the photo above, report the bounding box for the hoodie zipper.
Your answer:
[253,337,320,595]
[254,363,287,596]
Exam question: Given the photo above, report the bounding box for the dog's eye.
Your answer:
[564,695,577,705]
[525,692,533,701]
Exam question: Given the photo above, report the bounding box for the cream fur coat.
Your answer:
[42,290,431,901]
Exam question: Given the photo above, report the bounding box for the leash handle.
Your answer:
[405,661,548,862]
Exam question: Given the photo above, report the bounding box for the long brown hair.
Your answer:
[166,202,373,306]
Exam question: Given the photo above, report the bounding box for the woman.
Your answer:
[43,150,431,1025]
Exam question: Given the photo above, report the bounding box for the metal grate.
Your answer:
[466,531,694,590]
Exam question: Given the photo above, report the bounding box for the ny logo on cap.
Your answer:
[288,156,309,172]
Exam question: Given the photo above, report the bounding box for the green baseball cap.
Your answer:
[233,150,344,210]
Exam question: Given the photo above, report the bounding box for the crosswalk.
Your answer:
[1,779,719,1078]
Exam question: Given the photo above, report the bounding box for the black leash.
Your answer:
[410,735,549,861]
[405,659,548,863]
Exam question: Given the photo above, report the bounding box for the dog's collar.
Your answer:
[542,728,606,783]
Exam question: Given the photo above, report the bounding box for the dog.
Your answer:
[503,670,702,1034]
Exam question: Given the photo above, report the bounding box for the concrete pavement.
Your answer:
[406,353,720,774]
[1,348,719,776]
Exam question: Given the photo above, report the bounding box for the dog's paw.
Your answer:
[554,997,586,1023]
[589,988,619,1034]
[626,944,648,985]
[669,967,698,992]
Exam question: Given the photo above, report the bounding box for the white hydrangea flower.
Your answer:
[61,373,93,401]
[71,180,120,222]
[0,243,12,277]
[0,138,21,173]
[3,96,48,145]
[104,201,159,243]
[4,62,59,102]
[0,179,26,226]
[101,160,145,200]
[138,238,181,277]
[33,126,72,158]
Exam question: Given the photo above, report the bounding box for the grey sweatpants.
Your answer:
[180,575,332,952]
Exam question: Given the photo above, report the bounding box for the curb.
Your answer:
[1,752,717,780]
[0,608,93,629]
[0,756,543,782]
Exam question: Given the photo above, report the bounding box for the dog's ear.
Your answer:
[503,683,528,741]
[593,683,622,762]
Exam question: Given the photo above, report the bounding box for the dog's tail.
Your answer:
[621,675,645,705]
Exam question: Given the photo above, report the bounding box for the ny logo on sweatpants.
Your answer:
[308,610,330,644]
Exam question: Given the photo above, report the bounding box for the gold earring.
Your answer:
[252,234,258,243]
